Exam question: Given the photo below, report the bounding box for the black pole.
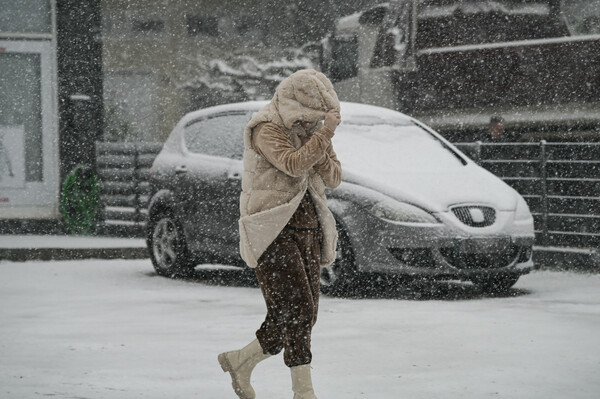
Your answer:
[56,0,104,183]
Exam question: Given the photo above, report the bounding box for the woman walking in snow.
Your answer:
[218,69,342,399]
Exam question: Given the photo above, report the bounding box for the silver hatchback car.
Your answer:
[146,101,535,294]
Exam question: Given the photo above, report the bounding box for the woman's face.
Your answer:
[292,120,321,137]
[300,120,318,130]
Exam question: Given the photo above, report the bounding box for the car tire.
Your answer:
[472,273,520,294]
[320,224,357,296]
[147,210,195,278]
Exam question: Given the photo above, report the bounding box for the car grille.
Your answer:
[451,206,496,227]
[440,246,520,269]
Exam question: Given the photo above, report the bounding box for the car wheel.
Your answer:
[320,225,357,296]
[148,210,195,278]
[472,273,520,294]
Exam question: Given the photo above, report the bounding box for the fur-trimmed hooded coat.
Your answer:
[239,69,342,268]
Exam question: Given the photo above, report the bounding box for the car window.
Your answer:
[184,112,251,159]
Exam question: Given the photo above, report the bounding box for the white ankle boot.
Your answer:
[291,364,318,399]
[218,339,271,399]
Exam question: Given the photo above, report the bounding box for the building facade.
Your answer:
[0,0,103,222]
[101,0,307,142]
[100,0,380,142]
[1,0,60,220]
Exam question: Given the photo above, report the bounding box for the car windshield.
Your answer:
[333,117,466,179]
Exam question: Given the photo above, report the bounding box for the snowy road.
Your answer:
[1,259,599,399]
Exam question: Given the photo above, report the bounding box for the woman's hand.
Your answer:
[324,109,341,132]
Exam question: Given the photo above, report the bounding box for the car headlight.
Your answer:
[515,195,532,221]
[370,200,437,224]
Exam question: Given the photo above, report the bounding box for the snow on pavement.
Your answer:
[0,259,599,399]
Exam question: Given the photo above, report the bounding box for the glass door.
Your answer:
[0,40,58,218]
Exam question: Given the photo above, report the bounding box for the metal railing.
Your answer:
[95,142,163,236]
[454,141,600,249]
[96,141,600,248]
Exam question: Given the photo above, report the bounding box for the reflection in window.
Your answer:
[184,113,251,160]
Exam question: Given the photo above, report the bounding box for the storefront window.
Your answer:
[0,53,43,183]
[0,0,51,34]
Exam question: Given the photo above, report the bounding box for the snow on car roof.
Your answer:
[164,101,415,154]
[180,100,413,126]
[341,102,414,125]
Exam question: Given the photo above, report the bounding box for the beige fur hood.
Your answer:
[245,69,340,134]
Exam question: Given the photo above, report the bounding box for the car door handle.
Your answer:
[227,171,241,180]
[175,165,188,174]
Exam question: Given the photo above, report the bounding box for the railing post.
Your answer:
[133,144,141,223]
[540,140,549,246]
[475,140,482,164]
[94,141,105,228]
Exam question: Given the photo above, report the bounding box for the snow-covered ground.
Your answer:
[1,259,599,399]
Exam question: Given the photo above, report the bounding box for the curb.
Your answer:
[2,244,598,272]
[533,247,600,273]
[0,247,149,262]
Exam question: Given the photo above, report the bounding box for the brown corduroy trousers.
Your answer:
[255,226,321,367]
